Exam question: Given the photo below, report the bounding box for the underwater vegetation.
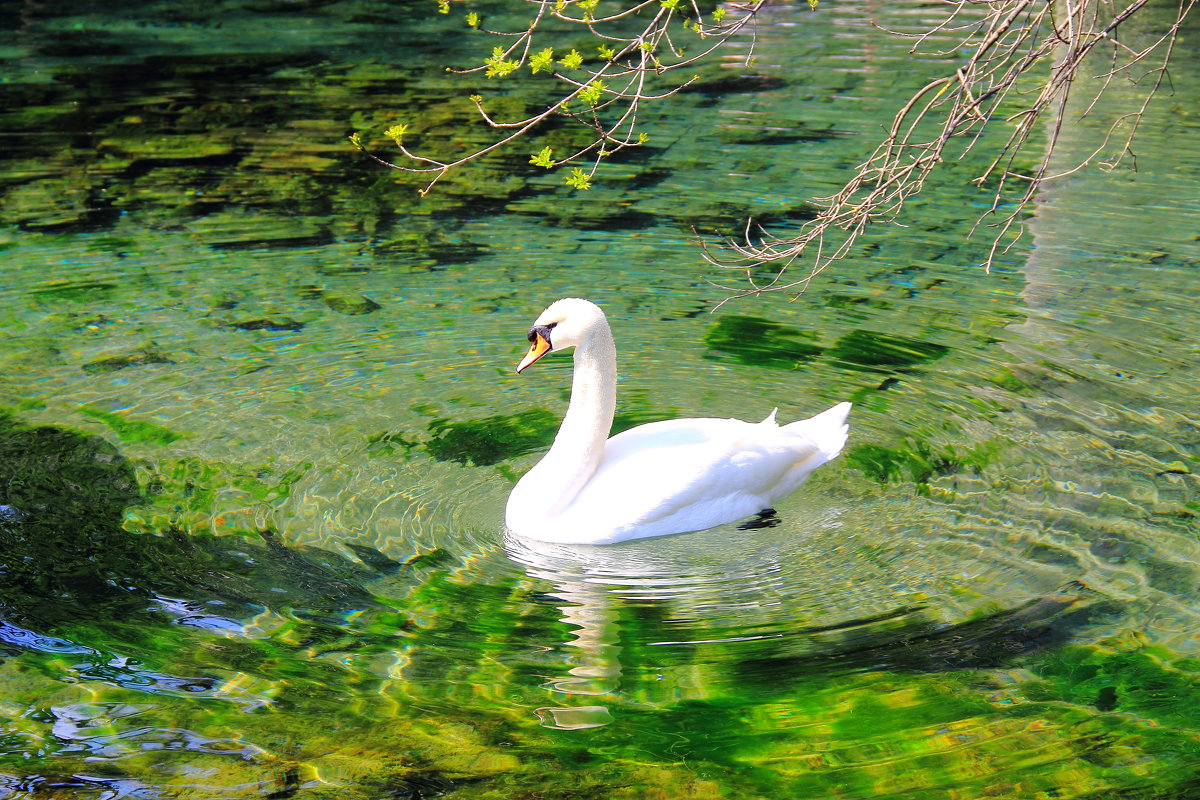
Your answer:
[2,405,1199,797]
[3,1,1200,797]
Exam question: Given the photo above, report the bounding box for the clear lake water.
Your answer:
[1,0,1199,797]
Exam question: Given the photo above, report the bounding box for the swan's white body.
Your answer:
[505,299,850,545]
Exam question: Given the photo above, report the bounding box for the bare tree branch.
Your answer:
[706,0,1196,302]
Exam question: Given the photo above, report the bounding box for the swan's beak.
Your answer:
[516,332,552,373]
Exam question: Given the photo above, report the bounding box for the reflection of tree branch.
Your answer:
[707,0,1196,303]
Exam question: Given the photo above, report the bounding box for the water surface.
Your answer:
[1,0,1198,797]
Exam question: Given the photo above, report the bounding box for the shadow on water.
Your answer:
[4,410,1200,798]
[2,403,1115,684]
[0,410,384,635]
[729,582,1124,687]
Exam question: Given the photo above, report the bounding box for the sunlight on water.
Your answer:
[1,0,1198,796]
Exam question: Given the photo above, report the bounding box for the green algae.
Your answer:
[77,405,183,446]
[1027,643,1200,729]
[127,454,313,535]
[703,316,824,369]
[29,279,118,302]
[3,412,1199,800]
[424,408,559,466]
[843,436,997,493]
[827,329,951,372]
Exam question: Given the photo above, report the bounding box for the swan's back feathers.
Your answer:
[783,400,851,460]
[541,403,851,543]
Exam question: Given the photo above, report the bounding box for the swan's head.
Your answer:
[516,298,607,373]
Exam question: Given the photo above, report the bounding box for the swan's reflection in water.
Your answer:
[505,532,638,729]
[502,505,1102,731]
[502,511,852,730]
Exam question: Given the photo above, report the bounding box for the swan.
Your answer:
[505,298,851,545]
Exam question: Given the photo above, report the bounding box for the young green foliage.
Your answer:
[558,49,583,70]
[485,46,519,78]
[530,146,556,168]
[530,47,555,75]
[565,168,592,190]
[578,80,606,106]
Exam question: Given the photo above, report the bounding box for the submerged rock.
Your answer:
[82,347,174,373]
[369,231,490,270]
[323,293,382,315]
[229,317,305,332]
[716,118,836,145]
[679,67,787,100]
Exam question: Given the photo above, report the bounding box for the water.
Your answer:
[2,0,1199,797]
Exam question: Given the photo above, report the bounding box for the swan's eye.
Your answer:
[527,322,557,344]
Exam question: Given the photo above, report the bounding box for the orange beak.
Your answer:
[516,332,552,373]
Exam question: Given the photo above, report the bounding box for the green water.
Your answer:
[2,0,1199,797]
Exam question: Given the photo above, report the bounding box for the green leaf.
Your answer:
[559,49,583,70]
[578,79,606,106]
[348,131,364,149]
[466,11,480,27]
[529,146,556,168]
[712,6,726,21]
[660,0,679,8]
[485,45,520,78]
[530,47,555,75]
[384,123,409,142]
[565,168,592,190]
[437,0,450,13]
[807,0,819,8]
[598,44,615,60]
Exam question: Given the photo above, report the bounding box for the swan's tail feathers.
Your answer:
[786,401,851,459]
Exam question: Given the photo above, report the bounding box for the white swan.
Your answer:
[505,298,851,545]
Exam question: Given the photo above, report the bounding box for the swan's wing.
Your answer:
[564,417,830,537]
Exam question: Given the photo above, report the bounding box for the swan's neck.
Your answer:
[527,326,616,516]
